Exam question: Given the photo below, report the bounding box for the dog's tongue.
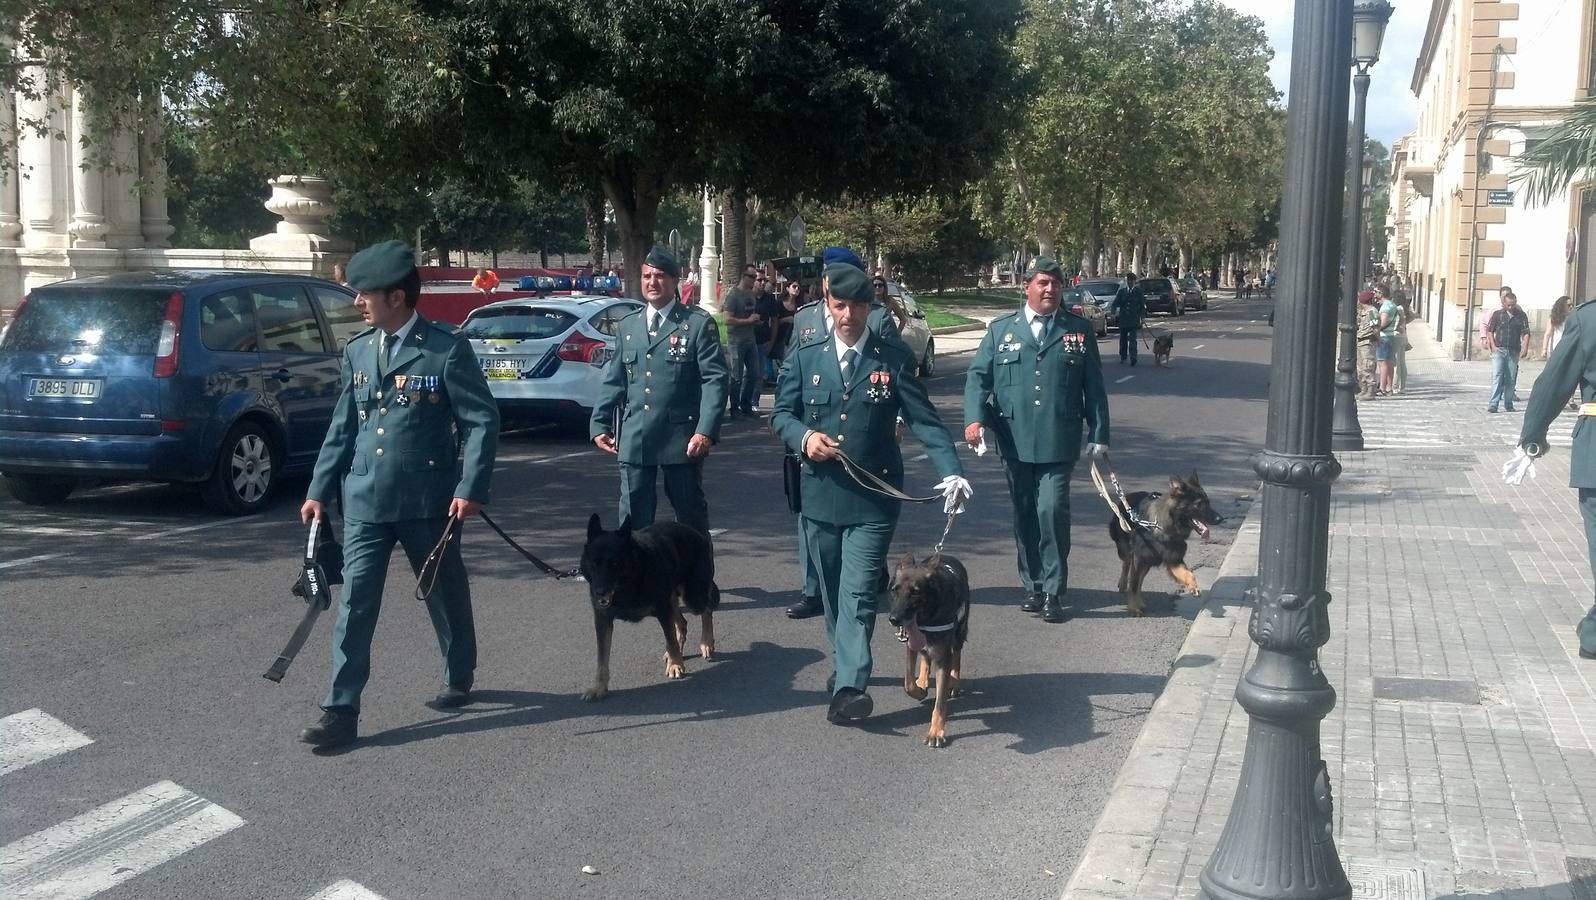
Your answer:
[1195,520,1211,539]
[903,623,927,654]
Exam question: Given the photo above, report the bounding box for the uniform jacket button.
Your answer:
[376,427,386,435]
[428,459,435,466]
[1034,399,1042,406]
[840,413,848,421]
[375,447,385,456]
[644,387,651,394]
[837,434,846,442]
[643,404,651,410]
[379,407,388,416]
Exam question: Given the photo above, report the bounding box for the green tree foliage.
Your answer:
[1510,97,1596,207]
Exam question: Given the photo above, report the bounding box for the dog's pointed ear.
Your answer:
[587,513,603,539]
[618,516,633,538]
[1169,475,1185,494]
[897,552,917,573]
[1188,470,1202,486]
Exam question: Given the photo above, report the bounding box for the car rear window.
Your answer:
[460,307,576,340]
[2,287,171,354]
[1080,281,1120,295]
[1139,279,1174,291]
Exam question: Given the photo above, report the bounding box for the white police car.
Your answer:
[458,295,642,428]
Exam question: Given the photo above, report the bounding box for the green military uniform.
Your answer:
[306,244,500,712]
[1519,298,1596,657]
[964,260,1110,613]
[590,294,728,534]
[771,269,963,699]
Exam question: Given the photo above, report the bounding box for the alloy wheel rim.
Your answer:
[230,434,272,503]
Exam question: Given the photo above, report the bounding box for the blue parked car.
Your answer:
[0,270,363,514]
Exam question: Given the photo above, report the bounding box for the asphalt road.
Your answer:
[0,295,1275,900]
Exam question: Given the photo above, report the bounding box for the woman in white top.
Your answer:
[1544,295,1573,359]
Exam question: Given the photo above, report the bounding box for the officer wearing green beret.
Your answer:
[781,250,906,621]
[1518,297,1596,659]
[963,256,1110,624]
[591,246,728,534]
[772,263,970,723]
[298,240,500,749]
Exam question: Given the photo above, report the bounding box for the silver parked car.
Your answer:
[1063,287,1109,337]
[458,295,642,427]
[884,282,936,377]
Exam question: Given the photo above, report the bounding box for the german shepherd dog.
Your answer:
[887,554,971,748]
[1152,333,1174,366]
[1108,473,1224,616]
[577,514,720,701]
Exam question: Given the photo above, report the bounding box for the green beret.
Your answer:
[1026,256,1064,282]
[824,263,872,303]
[345,240,416,291]
[643,245,680,278]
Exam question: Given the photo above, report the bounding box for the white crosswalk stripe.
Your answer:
[1,709,94,775]
[306,880,389,900]
[0,780,245,900]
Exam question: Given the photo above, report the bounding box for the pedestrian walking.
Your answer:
[1545,295,1573,359]
[1376,284,1401,394]
[590,246,728,534]
[1484,289,1531,413]
[754,271,783,397]
[722,264,763,418]
[1515,297,1596,659]
[1110,273,1147,365]
[297,240,501,749]
[771,262,970,723]
[963,256,1111,624]
[781,247,904,621]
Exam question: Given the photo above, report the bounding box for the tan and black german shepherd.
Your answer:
[1107,473,1223,616]
[887,554,971,748]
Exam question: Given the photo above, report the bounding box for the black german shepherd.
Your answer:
[1107,473,1223,616]
[1152,333,1174,366]
[887,554,971,748]
[577,514,720,701]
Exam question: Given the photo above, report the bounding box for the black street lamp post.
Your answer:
[1195,1,1363,898]
[1331,0,1395,452]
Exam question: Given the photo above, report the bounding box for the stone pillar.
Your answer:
[0,86,21,247]
[138,103,173,248]
[17,79,69,249]
[67,88,109,248]
[105,126,143,248]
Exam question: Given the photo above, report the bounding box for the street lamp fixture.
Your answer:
[1352,0,1394,72]
[1331,0,1395,453]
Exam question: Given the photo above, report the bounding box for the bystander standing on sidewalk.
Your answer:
[1375,284,1401,394]
[1356,291,1379,400]
[1484,289,1531,413]
[1391,291,1413,393]
[722,264,763,418]
[1543,295,1572,359]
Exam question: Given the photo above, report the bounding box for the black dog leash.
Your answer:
[834,450,940,503]
[415,511,581,601]
[475,511,582,581]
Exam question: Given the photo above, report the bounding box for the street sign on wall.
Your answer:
[1486,189,1515,207]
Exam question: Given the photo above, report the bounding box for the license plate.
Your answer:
[482,359,522,379]
[28,377,101,399]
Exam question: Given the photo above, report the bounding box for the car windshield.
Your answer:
[460,307,577,340]
[1180,279,1199,289]
[2,287,171,354]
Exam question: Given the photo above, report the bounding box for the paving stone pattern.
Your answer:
[1063,329,1596,900]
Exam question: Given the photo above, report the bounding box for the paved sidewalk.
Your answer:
[1063,325,1596,899]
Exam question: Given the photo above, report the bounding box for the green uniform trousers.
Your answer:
[803,517,894,694]
[326,515,477,711]
[619,460,709,534]
[1578,490,1596,655]
[1003,459,1074,595]
[796,516,820,598]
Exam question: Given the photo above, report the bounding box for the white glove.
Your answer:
[1086,442,1110,460]
[971,427,989,457]
[935,475,974,514]
[1502,446,1537,486]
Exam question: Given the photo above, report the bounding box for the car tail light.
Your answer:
[153,292,183,378]
[557,332,605,364]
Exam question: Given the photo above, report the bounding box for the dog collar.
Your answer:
[916,621,959,633]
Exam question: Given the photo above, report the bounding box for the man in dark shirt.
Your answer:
[1485,290,1531,413]
[722,264,763,418]
[753,273,783,400]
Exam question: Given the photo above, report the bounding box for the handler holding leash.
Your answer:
[963,256,1110,625]
[298,241,500,749]
[1511,296,1596,660]
[591,246,728,535]
[772,263,970,724]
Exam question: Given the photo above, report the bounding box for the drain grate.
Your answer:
[1346,862,1426,899]
[1372,676,1481,704]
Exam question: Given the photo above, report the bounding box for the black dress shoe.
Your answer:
[433,684,472,708]
[1020,592,1045,613]
[1041,593,1069,624]
[827,687,873,723]
[299,708,357,748]
[786,595,823,619]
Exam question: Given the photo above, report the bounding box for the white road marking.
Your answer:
[129,516,262,542]
[1115,375,1135,384]
[1192,344,1205,351]
[708,528,728,537]
[0,709,94,776]
[0,553,69,571]
[5,526,113,537]
[910,453,928,462]
[306,880,389,900]
[0,780,245,900]
[528,450,592,465]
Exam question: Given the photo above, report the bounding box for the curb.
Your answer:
[930,322,987,336]
[1059,501,1263,900]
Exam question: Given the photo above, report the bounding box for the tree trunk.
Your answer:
[1085,184,1105,277]
[491,248,499,269]
[1130,240,1144,278]
[719,184,747,288]
[1178,242,1192,278]
[539,247,549,268]
[599,169,665,300]
[745,194,761,265]
[584,184,607,269]
[437,247,451,268]
[1036,220,1056,261]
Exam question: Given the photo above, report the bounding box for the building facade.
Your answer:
[1395,0,1594,358]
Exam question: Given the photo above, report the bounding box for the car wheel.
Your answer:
[918,339,935,378]
[3,473,76,506]
[202,421,278,516]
